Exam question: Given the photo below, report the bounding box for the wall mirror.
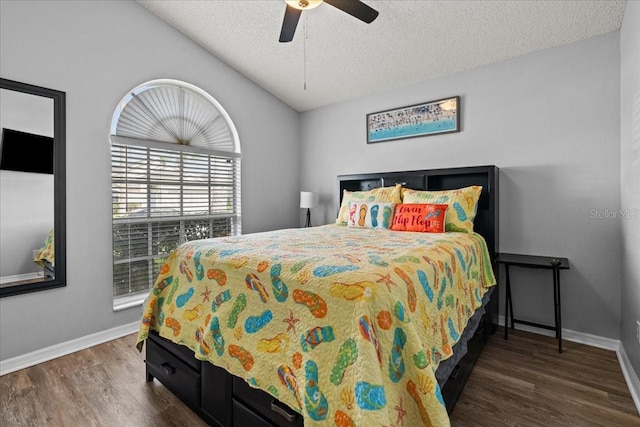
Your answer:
[0,78,66,297]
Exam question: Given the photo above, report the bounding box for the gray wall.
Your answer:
[0,1,299,360]
[299,33,622,340]
[620,0,640,375]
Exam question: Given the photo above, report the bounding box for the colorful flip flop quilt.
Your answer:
[34,228,54,267]
[137,225,496,427]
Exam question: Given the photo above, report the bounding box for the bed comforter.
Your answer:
[34,229,54,267]
[137,225,495,427]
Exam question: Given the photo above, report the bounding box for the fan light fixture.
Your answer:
[285,0,322,10]
[279,0,378,43]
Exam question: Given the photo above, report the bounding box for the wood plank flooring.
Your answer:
[1,328,638,426]
[451,328,639,426]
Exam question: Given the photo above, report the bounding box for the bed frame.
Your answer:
[144,165,499,427]
[338,164,499,411]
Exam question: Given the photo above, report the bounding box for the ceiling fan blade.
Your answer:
[279,5,302,42]
[324,0,379,24]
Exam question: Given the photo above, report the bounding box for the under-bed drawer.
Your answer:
[233,399,273,427]
[146,338,201,410]
[148,331,200,371]
[233,377,304,427]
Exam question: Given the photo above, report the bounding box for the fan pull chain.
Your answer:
[304,14,307,91]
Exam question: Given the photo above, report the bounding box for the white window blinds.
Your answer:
[111,142,241,300]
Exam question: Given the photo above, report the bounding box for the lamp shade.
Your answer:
[300,191,318,209]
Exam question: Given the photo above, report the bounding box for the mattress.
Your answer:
[137,224,496,426]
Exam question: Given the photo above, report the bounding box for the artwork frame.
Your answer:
[366,96,460,143]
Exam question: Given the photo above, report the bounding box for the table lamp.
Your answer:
[300,191,318,227]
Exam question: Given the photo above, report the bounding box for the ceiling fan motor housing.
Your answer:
[285,0,322,11]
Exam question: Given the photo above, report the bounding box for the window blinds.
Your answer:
[111,143,240,298]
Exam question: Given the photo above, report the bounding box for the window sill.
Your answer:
[113,291,148,312]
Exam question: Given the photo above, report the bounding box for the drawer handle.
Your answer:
[270,400,297,422]
[161,362,175,376]
[450,364,461,379]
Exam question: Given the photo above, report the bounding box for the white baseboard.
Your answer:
[0,321,139,376]
[617,343,640,416]
[497,315,639,415]
[497,315,620,349]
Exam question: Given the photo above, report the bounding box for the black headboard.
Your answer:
[337,165,499,260]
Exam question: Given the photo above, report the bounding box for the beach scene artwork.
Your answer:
[367,96,459,143]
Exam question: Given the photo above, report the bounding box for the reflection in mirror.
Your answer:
[0,78,65,297]
[0,90,54,284]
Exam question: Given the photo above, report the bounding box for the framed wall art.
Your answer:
[366,96,460,143]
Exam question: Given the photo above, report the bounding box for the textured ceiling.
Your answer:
[137,0,626,112]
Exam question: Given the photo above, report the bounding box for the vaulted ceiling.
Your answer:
[138,0,626,112]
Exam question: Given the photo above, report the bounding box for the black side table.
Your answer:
[497,253,570,353]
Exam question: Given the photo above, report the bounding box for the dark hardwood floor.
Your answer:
[1,328,638,426]
[451,328,639,426]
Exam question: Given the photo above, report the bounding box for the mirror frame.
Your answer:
[0,78,66,297]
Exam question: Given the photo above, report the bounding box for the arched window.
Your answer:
[110,80,241,309]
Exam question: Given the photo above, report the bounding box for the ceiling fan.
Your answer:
[279,0,379,43]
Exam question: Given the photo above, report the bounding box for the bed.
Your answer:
[34,228,55,279]
[137,165,499,427]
